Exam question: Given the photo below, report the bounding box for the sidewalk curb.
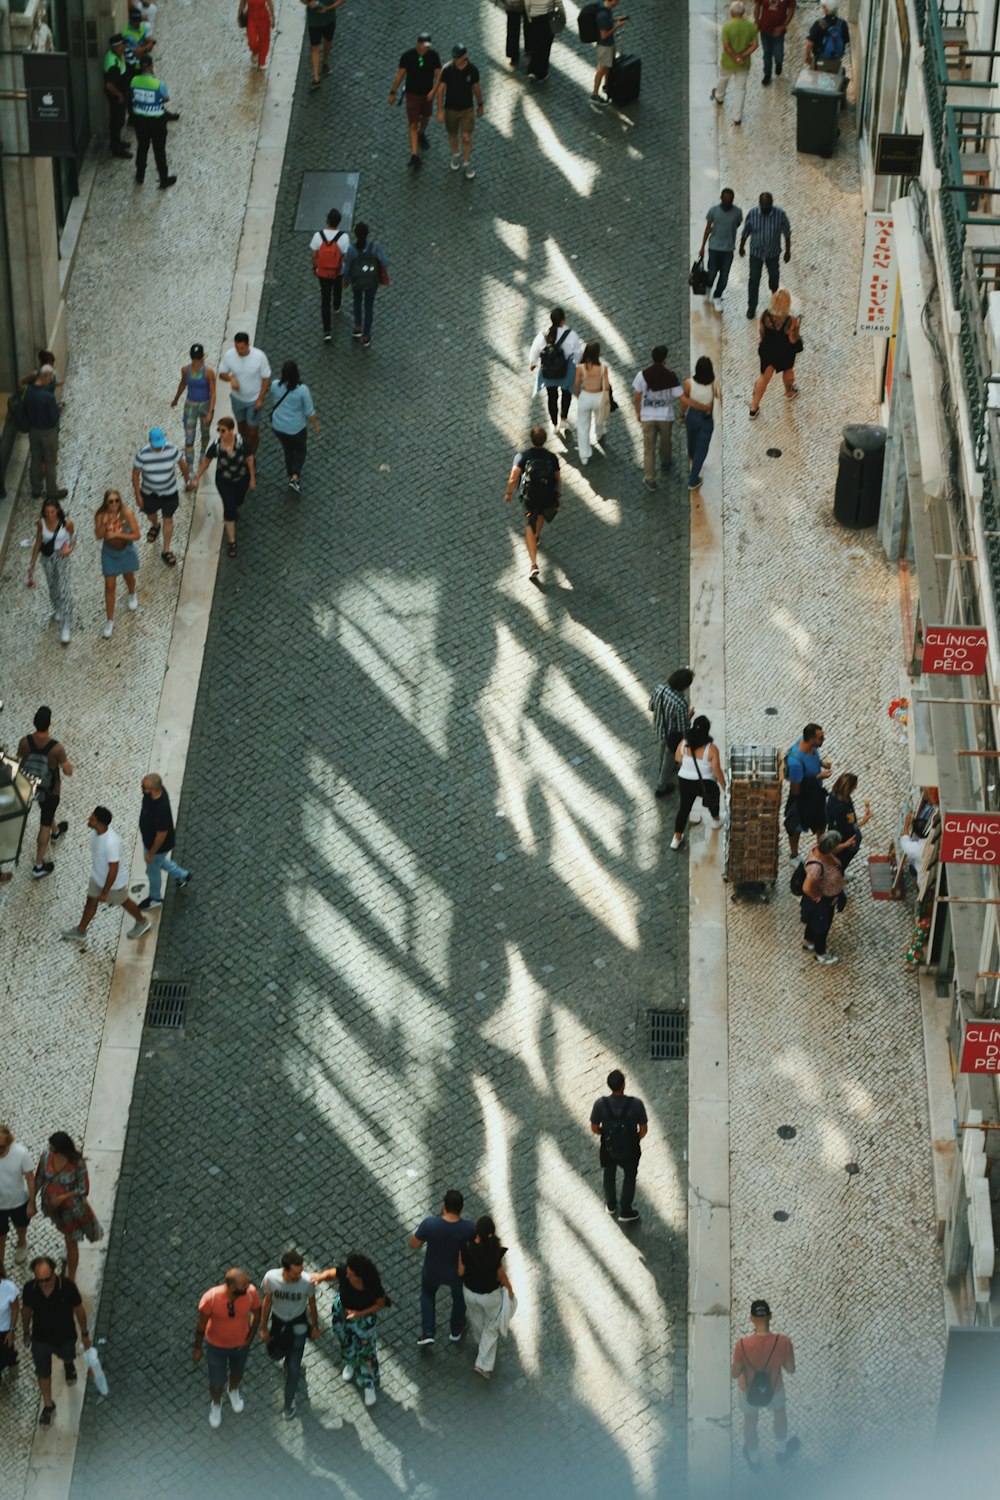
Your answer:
[20,7,305,1496]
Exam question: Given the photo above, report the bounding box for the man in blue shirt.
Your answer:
[130,61,176,188]
[785,722,832,860]
[409,1190,475,1346]
[24,368,66,501]
[738,191,791,318]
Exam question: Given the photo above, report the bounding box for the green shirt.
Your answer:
[720,17,758,70]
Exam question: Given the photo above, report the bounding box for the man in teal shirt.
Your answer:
[130,63,176,188]
[711,0,759,125]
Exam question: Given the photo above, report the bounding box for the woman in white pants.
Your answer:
[458,1216,514,1379]
[573,341,613,465]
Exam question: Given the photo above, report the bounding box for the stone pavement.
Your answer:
[64,4,692,1499]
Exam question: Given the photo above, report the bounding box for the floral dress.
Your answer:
[331,1265,387,1391]
[36,1152,102,1243]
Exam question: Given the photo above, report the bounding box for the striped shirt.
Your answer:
[133,442,182,495]
[741,205,790,261]
[649,684,689,742]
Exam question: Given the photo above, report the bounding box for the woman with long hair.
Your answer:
[573,340,613,465]
[310,1252,389,1406]
[35,1132,101,1281]
[94,489,141,639]
[680,356,723,490]
[269,360,320,493]
[344,222,389,348]
[825,772,871,876]
[458,1215,515,1380]
[749,287,800,416]
[193,417,256,559]
[529,307,582,438]
[28,499,75,645]
[671,715,726,850]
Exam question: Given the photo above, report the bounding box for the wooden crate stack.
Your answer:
[726,744,782,885]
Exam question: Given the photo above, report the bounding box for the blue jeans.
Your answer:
[145,850,189,900]
[707,249,734,297]
[686,410,714,485]
[746,254,780,316]
[760,32,785,79]
[353,286,377,338]
[421,1275,466,1338]
[266,1319,309,1409]
[205,1341,250,1392]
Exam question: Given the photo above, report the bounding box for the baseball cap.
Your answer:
[109,32,125,45]
[190,343,205,359]
[451,42,467,58]
[417,32,432,43]
[148,426,166,448]
[750,1299,771,1318]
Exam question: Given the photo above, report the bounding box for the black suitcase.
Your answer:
[606,53,641,105]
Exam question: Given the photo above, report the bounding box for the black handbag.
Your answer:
[689,257,712,295]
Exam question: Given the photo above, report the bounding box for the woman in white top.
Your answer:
[671,715,726,850]
[27,500,75,645]
[529,307,582,438]
[680,356,722,491]
[573,340,613,464]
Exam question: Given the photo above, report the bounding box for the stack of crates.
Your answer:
[725,744,781,885]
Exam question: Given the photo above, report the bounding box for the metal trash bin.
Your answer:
[834,424,887,529]
[792,66,845,157]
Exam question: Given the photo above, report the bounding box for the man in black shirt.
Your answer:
[22,1256,91,1426]
[590,1069,648,1223]
[434,44,484,180]
[504,426,561,584]
[103,34,132,158]
[389,32,442,170]
[138,772,191,910]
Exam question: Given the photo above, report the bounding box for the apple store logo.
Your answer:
[29,87,67,121]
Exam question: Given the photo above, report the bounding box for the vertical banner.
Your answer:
[22,53,73,158]
[857,212,897,336]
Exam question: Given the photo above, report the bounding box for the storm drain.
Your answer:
[649,1009,687,1061]
[145,981,190,1030]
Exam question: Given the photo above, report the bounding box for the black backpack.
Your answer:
[601,1098,636,1163]
[521,451,555,507]
[540,329,570,381]
[20,737,56,802]
[578,1,600,43]
[789,861,806,896]
[743,1337,779,1407]
[352,242,379,290]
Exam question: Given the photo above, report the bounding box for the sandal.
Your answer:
[227,542,237,558]
[161,550,177,567]
[146,523,161,543]
[785,384,798,398]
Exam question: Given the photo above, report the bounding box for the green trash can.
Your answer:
[792,66,844,158]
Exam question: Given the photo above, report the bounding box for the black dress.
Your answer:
[758,313,797,374]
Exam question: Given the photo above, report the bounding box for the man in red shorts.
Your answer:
[389,33,442,170]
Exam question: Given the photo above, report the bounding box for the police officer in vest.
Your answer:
[130,59,176,188]
[103,35,132,158]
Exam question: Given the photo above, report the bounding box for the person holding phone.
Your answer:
[591,0,627,103]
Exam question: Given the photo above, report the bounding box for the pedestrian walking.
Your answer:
[16,707,73,880]
[103,34,132,157]
[270,361,320,493]
[590,1069,648,1223]
[749,289,801,416]
[343,225,389,348]
[130,55,176,187]
[260,1250,322,1420]
[132,426,191,569]
[170,344,216,470]
[239,0,274,69]
[410,1191,475,1347]
[503,0,528,67]
[649,667,695,797]
[573,341,612,465]
[529,308,582,438]
[591,0,626,103]
[711,2,758,124]
[310,209,350,338]
[504,426,561,583]
[218,333,271,458]
[632,346,684,489]
[301,0,342,88]
[0,1127,36,1273]
[193,418,256,558]
[311,1254,389,1407]
[680,356,722,489]
[755,0,795,83]
[784,722,830,860]
[825,773,871,877]
[698,189,743,309]
[27,501,75,645]
[670,715,726,849]
[34,1134,102,1282]
[804,2,848,67]
[60,806,152,947]
[21,1256,91,1428]
[94,489,141,637]
[739,192,791,319]
[0,1272,18,1384]
[192,1268,261,1429]
[389,33,442,169]
[525,0,555,79]
[457,1217,514,1380]
[435,45,484,179]
[138,773,191,910]
[732,1299,800,1471]
[800,830,850,964]
[24,366,66,503]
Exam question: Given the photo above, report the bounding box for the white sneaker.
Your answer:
[670,834,684,851]
[688,813,703,825]
[815,953,840,966]
[14,1243,27,1264]
[709,817,725,830]
[789,854,801,866]
[227,1387,244,1413]
[102,619,114,638]
[713,297,724,311]
[60,624,70,645]
[128,593,138,611]
[209,1402,222,1429]
[342,1364,354,1382]
[363,1387,376,1407]
[451,153,461,170]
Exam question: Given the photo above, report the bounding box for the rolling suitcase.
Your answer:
[606,53,641,105]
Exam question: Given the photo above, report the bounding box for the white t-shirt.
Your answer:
[528,327,583,368]
[309,228,349,257]
[90,826,128,890]
[219,347,272,405]
[632,370,684,422]
[0,1141,33,1207]
[262,1268,315,1324]
[0,1279,18,1332]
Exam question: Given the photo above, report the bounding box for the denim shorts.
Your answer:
[230,397,262,428]
[205,1340,250,1387]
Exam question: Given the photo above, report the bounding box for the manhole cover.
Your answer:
[766,448,782,458]
[845,1162,861,1175]
[294,170,360,233]
[777,1125,797,1140]
[649,1009,687,1060]
[773,1210,789,1222]
[145,980,190,1030]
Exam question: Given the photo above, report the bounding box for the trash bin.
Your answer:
[792,66,845,157]
[834,424,887,529]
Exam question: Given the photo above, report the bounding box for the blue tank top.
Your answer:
[185,363,211,402]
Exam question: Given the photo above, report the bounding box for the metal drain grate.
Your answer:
[649,1009,687,1061]
[146,981,190,1030]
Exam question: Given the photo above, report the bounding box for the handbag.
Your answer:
[689,257,712,296]
[237,1,248,25]
[549,0,567,33]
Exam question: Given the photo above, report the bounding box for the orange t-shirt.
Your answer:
[199,1283,261,1349]
[734,1332,793,1393]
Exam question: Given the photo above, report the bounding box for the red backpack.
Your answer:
[316,230,344,279]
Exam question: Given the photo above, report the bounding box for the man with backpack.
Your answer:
[504,426,561,584]
[591,0,627,104]
[590,1068,648,1224]
[310,209,351,341]
[731,1299,800,1470]
[784,722,831,861]
[16,707,73,881]
[805,2,848,69]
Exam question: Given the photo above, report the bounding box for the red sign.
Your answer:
[922,626,989,675]
[941,811,1000,863]
[960,1023,1000,1073]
